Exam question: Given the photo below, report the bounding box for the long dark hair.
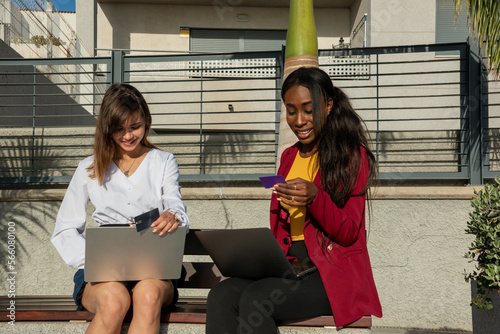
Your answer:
[88,83,157,185]
[281,67,376,208]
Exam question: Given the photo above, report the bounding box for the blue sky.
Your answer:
[52,0,76,12]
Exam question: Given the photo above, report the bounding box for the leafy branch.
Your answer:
[465,176,500,309]
[454,0,500,77]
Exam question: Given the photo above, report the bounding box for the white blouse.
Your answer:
[51,148,189,269]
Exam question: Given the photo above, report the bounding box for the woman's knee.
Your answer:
[207,280,229,306]
[208,278,247,308]
[240,279,279,301]
[87,283,131,318]
[238,279,287,315]
[132,280,172,310]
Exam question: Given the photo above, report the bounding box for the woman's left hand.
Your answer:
[151,211,180,236]
[272,177,318,207]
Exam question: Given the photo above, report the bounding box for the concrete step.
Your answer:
[0,322,371,333]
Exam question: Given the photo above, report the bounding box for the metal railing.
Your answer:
[480,54,500,182]
[321,43,476,182]
[121,51,282,180]
[0,42,498,185]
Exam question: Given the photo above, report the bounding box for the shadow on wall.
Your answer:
[0,39,96,127]
[486,129,500,176]
[200,132,276,175]
[376,130,461,174]
[0,137,60,277]
[0,136,64,180]
[0,200,53,278]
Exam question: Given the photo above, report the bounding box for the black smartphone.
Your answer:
[134,208,160,232]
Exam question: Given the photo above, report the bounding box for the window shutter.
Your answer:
[243,30,286,52]
[190,29,240,53]
[190,29,286,53]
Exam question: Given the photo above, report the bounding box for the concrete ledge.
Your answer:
[0,186,482,202]
[370,186,481,200]
[0,322,371,333]
[0,189,66,201]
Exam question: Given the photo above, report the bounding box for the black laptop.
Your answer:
[194,228,317,280]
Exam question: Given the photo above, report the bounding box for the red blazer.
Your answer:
[270,143,383,327]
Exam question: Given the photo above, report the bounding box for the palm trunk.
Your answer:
[277,0,319,165]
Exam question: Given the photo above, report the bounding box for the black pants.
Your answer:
[206,241,332,334]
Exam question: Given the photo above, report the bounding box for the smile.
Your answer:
[296,129,312,137]
[122,139,137,146]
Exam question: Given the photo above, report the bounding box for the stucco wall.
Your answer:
[368,0,436,47]
[89,0,449,54]
[94,3,349,53]
[0,186,476,331]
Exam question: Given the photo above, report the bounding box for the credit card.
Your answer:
[259,175,286,188]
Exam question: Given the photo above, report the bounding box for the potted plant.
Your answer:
[464,176,500,332]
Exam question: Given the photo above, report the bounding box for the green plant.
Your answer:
[30,35,47,47]
[465,176,500,309]
[49,36,62,46]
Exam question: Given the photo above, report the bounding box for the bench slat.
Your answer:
[0,310,94,321]
[279,315,372,328]
[180,262,224,288]
[0,309,371,328]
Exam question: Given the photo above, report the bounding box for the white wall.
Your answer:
[95,3,350,53]
[368,0,436,47]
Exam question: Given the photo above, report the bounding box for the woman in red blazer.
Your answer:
[206,67,382,333]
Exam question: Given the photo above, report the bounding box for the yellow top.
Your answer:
[280,151,319,241]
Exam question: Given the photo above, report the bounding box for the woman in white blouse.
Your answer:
[51,83,189,334]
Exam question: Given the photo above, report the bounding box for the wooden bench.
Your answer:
[0,229,371,330]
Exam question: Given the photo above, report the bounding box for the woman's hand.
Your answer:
[272,177,318,207]
[151,211,180,236]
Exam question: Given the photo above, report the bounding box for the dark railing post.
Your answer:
[375,53,380,175]
[32,65,36,176]
[479,53,491,180]
[199,60,204,174]
[276,46,285,171]
[111,50,125,84]
[467,40,483,185]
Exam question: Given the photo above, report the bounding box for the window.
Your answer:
[190,29,286,53]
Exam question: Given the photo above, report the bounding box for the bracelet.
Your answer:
[166,208,182,224]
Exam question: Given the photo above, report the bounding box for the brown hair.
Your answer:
[87,83,157,185]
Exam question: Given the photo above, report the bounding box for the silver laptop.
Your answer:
[84,226,186,282]
[195,228,317,280]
